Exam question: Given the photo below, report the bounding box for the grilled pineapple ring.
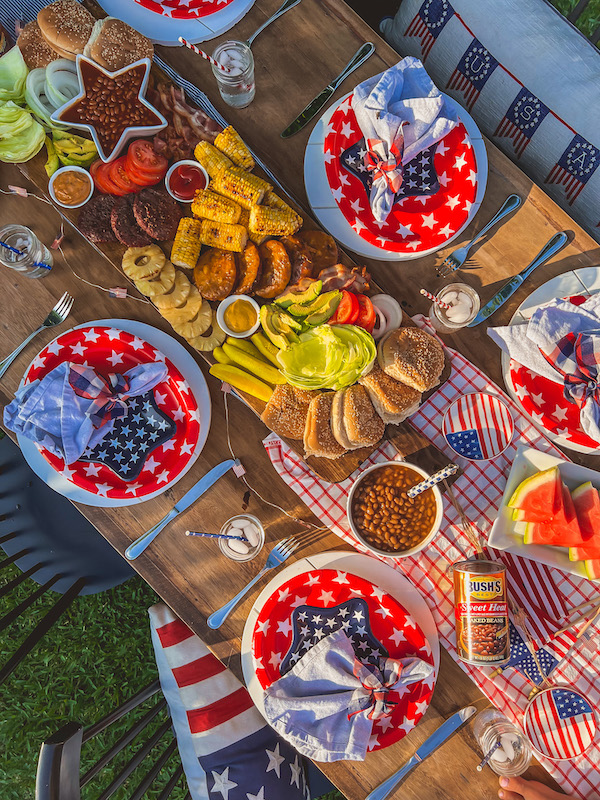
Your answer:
[122,245,165,280]
[188,311,226,352]
[154,270,191,310]
[172,300,212,339]
[159,286,204,324]
[135,260,176,297]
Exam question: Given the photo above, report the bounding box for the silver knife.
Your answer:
[365,705,477,800]
[125,459,236,560]
[467,231,569,327]
[280,42,375,138]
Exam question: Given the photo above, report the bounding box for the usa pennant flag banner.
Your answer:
[525,688,597,761]
[494,88,550,159]
[264,316,600,799]
[442,392,514,460]
[500,622,559,686]
[403,0,455,59]
[545,134,600,205]
[446,38,499,111]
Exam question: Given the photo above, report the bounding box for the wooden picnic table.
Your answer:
[2,0,599,796]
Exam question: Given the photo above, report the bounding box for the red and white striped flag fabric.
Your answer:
[525,688,596,760]
[442,392,514,460]
[149,604,309,800]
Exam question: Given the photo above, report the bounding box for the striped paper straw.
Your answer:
[420,288,450,310]
[0,240,52,270]
[185,530,246,542]
[408,463,459,497]
[178,37,231,72]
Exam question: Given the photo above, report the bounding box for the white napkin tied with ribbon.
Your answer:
[488,294,600,442]
[263,629,434,762]
[351,56,458,223]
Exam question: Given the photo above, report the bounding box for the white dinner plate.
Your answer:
[500,266,600,455]
[488,445,600,582]
[18,318,211,507]
[97,0,255,45]
[304,92,488,261]
[241,549,440,717]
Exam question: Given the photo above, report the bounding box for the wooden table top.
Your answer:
[3,0,599,796]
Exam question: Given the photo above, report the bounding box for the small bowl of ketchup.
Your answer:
[165,160,209,203]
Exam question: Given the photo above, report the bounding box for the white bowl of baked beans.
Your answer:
[347,461,443,558]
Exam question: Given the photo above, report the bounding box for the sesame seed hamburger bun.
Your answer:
[37,0,94,61]
[331,385,385,450]
[17,20,58,69]
[84,18,153,71]
[303,392,347,460]
[358,364,422,425]
[378,327,444,393]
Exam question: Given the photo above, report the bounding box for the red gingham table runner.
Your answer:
[263,317,600,798]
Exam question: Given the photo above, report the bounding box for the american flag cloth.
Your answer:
[403,0,455,60]
[442,391,514,461]
[148,603,309,800]
[263,316,600,799]
[525,688,597,761]
[493,88,550,159]
[446,38,499,111]
[364,136,405,195]
[68,364,132,429]
[544,134,600,205]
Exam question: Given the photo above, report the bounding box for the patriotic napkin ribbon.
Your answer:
[348,657,420,721]
[541,331,600,410]
[68,364,132,428]
[364,135,405,195]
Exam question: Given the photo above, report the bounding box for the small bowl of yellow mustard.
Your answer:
[217,294,260,339]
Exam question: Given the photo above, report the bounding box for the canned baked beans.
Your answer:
[453,560,509,666]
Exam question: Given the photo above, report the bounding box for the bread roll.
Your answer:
[378,327,444,392]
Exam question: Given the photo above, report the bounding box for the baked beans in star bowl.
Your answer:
[347,461,443,558]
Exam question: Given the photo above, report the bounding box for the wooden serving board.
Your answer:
[16,1,451,484]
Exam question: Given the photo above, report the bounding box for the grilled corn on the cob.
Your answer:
[249,204,302,237]
[213,166,272,209]
[214,126,255,171]
[192,189,242,225]
[239,208,267,245]
[171,217,203,270]
[199,219,248,253]
[194,141,233,179]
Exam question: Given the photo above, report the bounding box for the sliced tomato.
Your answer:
[108,157,138,193]
[125,160,162,187]
[126,140,168,180]
[91,161,124,195]
[329,290,360,325]
[355,294,376,332]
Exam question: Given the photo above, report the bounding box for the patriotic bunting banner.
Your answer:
[447,38,499,111]
[403,0,455,59]
[545,134,600,205]
[494,88,550,158]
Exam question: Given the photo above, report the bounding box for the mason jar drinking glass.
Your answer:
[211,41,255,108]
[0,224,52,278]
[428,282,480,334]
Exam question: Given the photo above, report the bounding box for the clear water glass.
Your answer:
[473,709,532,777]
[429,282,480,334]
[0,224,52,279]
[211,41,255,108]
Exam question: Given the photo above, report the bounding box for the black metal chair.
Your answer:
[35,680,189,800]
[0,434,134,685]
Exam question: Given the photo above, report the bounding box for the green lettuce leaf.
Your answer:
[0,46,28,104]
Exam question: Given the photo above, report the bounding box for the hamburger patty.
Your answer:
[133,188,182,241]
[78,194,117,243]
[111,195,153,247]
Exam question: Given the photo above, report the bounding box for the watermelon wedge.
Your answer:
[584,558,600,580]
[570,483,600,561]
[508,467,561,519]
[521,483,586,548]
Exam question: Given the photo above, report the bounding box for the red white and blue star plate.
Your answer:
[252,568,435,751]
[442,392,514,461]
[22,325,201,500]
[133,0,235,19]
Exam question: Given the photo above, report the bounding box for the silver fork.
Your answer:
[244,0,302,47]
[437,194,522,277]
[0,292,74,379]
[207,536,301,629]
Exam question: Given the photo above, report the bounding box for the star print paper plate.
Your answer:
[133,0,235,19]
[21,325,201,501]
[251,568,435,751]
[500,267,600,455]
[305,92,487,261]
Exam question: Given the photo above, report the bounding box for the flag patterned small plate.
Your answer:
[133,0,235,19]
[251,568,435,752]
[22,326,201,501]
[442,391,514,461]
[323,95,479,255]
[524,686,597,760]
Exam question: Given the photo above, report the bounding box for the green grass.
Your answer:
[548,0,600,39]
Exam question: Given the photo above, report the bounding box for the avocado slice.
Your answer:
[275,279,322,309]
[260,306,299,350]
[44,137,59,178]
[287,290,341,321]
